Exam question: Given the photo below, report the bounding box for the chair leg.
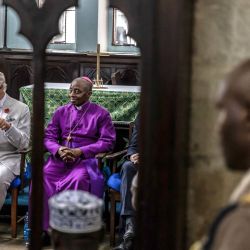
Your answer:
[104,190,110,232]
[11,188,18,238]
[110,194,116,246]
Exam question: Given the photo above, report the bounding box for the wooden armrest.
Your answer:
[105,149,127,160]
[95,152,112,159]
[96,152,113,170]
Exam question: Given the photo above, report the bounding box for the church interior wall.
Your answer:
[4,0,250,248]
[76,0,98,52]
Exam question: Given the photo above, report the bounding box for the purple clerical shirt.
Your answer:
[44,101,116,197]
[42,101,115,230]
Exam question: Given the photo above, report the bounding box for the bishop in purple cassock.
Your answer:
[42,77,116,231]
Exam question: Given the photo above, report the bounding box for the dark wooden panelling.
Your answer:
[45,62,78,83]
[0,50,140,99]
[81,66,112,84]
[8,63,32,99]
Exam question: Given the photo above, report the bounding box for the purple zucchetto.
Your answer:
[81,76,93,86]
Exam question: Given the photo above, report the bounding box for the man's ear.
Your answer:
[87,91,92,98]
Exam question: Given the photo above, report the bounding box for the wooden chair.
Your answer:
[95,121,133,230]
[105,151,126,246]
[111,69,139,86]
[111,71,122,85]
[105,122,134,246]
[6,149,31,238]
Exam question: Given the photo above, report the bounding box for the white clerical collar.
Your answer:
[75,105,82,110]
[74,101,90,110]
[0,93,6,108]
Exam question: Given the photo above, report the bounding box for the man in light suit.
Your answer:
[0,72,30,210]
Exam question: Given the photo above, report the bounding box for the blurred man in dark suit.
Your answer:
[114,115,139,250]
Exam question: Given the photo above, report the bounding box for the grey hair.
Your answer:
[0,72,7,92]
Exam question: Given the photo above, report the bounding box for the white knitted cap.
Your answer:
[49,190,103,233]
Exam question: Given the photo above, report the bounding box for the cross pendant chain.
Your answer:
[67,103,90,143]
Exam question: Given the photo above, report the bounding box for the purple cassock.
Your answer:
[43,101,116,230]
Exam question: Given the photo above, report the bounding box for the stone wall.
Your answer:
[187,0,250,246]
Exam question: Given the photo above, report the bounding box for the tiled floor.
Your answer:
[0,217,50,250]
[0,219,111,250]
[0,221,32,250]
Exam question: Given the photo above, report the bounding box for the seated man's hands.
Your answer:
[130,153,139,165]
[0,118,11,131]
[58,146,82,162]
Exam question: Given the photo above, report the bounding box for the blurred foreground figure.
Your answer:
[49,190,104,250]
[192,60,250,250]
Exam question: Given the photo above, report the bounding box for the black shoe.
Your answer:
[113,242,125,250]
[113,238,134,250]
[123,222,135,240]
[113,223,135,250]
[41,231,51,247]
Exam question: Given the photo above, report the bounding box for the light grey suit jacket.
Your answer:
[0,94,30,175]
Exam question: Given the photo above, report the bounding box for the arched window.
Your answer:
[0,1,139,53]
[38,0,76,44]
[112,8,136,46]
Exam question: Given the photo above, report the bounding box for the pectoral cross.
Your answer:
[66,134,72,142]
